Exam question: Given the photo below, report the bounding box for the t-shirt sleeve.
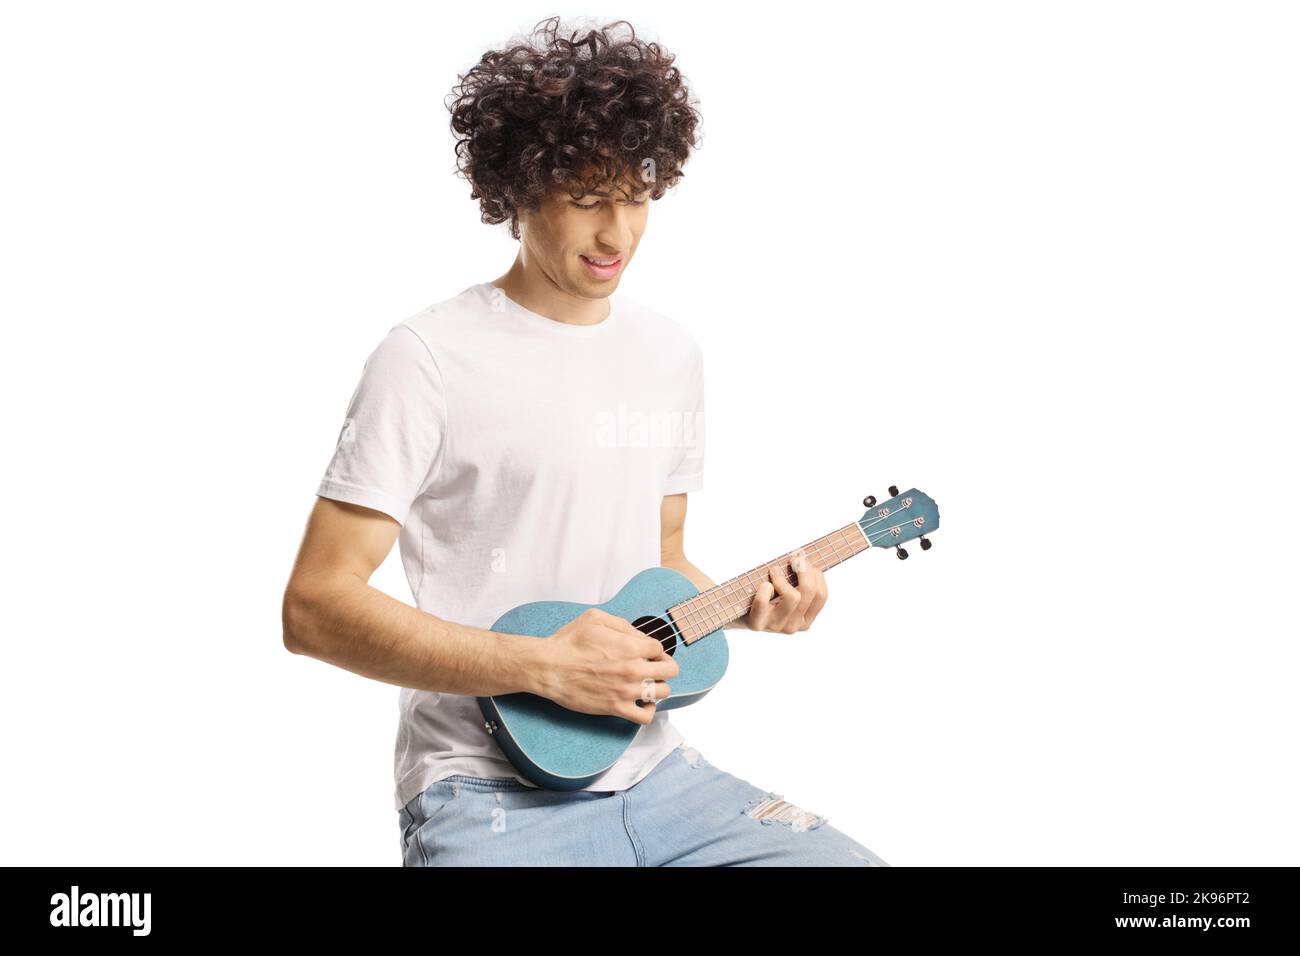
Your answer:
[663,341,705,495]
[316,323,446,526]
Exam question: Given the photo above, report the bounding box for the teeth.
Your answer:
[585,256,618,266]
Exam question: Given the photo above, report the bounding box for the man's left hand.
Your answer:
[739,550,827,633]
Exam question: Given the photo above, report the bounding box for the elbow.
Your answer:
[281,584,312,655]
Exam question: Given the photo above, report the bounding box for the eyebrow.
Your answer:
[574,189,649,201]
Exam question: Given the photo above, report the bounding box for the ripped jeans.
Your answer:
[397,742,891,866]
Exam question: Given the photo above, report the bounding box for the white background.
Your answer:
[2,1,1296,866]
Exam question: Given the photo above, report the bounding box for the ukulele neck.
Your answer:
[666,523,870,645]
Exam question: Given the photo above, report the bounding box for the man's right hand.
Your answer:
[530,607,679,724]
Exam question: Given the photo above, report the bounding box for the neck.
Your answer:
[491,256,611,327]
[667,523,872,645]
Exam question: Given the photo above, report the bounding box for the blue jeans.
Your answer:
[397,742,891,866]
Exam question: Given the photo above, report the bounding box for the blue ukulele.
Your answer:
[478,485,940,789]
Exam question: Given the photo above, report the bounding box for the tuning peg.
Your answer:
[862,495,877,508]
[920,536,932,551]
[896,545,909,560]
[888,485,900,497]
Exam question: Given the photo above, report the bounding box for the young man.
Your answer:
[282,17,890,867]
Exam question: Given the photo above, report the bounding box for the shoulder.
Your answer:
[360,318,437,378]
[363,283,496,372]
[358,290,480,381]
[398,283,486,349]
[616,294,703,361]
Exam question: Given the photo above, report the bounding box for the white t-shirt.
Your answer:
[316,281,705,811]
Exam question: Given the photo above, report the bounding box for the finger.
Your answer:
[769,560,798,603]
[749,580,776,629]
[769,560,804,631]
[636,678,672,704]
[764,561,795,598]
[791,555,820,616]
[779,601,803,633]
[803,570,827,626]
[598,620,660,658]
[640,658,680,680]
[594,608,640,633]
[623,700,656,724]
[791,552,819,613]
[634,631,671,660]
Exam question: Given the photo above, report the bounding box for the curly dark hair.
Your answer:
[447,16,703,239]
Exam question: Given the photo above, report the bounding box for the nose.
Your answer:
[594,205,638,254]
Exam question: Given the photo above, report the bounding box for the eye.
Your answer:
[570,198,646,209]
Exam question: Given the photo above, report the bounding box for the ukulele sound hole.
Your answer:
[632,615,678,656]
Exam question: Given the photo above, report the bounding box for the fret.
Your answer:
[670,523,872,645]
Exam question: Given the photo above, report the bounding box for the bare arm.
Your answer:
[658,492,748,629]
[659,493,829,634]
[283,497,675,723]
[282,497,546,696]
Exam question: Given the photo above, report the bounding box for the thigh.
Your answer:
[629,743,891,867]
[399,774,635,867]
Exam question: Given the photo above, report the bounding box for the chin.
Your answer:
[575,274,622,293]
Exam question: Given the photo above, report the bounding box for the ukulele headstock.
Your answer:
[858,485,940,559]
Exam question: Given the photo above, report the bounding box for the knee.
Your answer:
[741,792,890,866]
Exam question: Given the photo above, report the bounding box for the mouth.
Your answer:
[580,254,623,279]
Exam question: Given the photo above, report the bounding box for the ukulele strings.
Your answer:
[628,505,919,649]
[640,508,916,644]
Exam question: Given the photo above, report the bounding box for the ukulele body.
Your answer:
[477,566,729,790]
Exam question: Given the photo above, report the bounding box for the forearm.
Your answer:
[660,554,748,630]
[282,576,547,695]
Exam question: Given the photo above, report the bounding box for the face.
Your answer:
[517,173,650,297]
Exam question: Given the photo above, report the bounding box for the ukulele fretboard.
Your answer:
[666,522,870,644]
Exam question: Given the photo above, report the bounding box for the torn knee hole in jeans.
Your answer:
[742,792,827,832]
